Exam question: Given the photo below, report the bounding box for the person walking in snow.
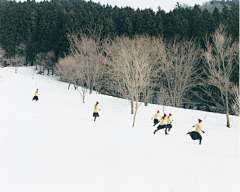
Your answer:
[166,113,173,132]
[93,101,100,121]
[153,113,168,135]
[151,110,162,126]
[186,119,205,145]
[32,89,39,102]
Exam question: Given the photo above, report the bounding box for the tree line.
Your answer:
[0,0,239,127]
[56,26,238,128]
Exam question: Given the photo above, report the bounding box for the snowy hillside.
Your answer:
[0,67,239,192]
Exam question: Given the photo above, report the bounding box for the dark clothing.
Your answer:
[167,124,172,131]
[93,112,99,121]
[187,131,202,144]
[187,131,202,140]
[93,112,99,117]
[166,124,172,129]
[157,124,166,129]
[153,124,168,135]
[32,96,38,101]
[153,119,159,126]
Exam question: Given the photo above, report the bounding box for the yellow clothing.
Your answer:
[166,117,172,124]
[152,114,161,119]
[194,123,202,133]
[34,91,38,96]
[159,117,166,125]
[94,105,99,113]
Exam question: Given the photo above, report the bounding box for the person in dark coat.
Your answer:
[186,119,205,145]
[153,113,168,135]
[93,101,100,121]
[32,89,39,102]
[151,110,162,126]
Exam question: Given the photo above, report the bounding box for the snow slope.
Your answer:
[0,67,239,192]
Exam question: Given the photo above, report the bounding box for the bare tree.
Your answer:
[201,25,239,128]
[163,38,200,107]
[56,55,89,103]
[74,60,89,103]
[55,55,77,89]
[5,54,22,73]
[105,36,156,127]
[68,30,105,94]
[157,86,170,114]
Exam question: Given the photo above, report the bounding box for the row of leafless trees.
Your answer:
[0,44,55,75]
[55,25,239,128]
[0,44,24,73]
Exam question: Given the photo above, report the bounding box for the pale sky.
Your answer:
[87,0,207,12]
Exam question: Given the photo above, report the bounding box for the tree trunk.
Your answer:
[35,63,37,70]
[132,102,138,128]
[144,90,148,106]
[226,94,230,128]
[144,96,148,106]
[68,82,71,90]
[39,63,42,73]
[226,111,230,128]
[90,83,93,94]
[131,99,134,114]
[74,82,77,90]
[25,56,28,67]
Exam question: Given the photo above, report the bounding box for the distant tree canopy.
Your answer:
[0,0,238,63]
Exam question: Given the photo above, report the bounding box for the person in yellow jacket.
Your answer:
[153,113,168,135]
[166,113,173,132]
[151,110,162,126]
[32,89,39,102]
[93,101,100,121]
[186,119,205,145]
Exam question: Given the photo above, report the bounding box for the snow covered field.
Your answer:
[0,67,239,192]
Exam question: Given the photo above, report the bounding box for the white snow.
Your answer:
[0,67,239,192]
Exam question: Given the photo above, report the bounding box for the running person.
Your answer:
[32,89,39,102]
[186,119,205,145]
[153,113,168,135]
[93,101,100,121]
[151,110,162,126]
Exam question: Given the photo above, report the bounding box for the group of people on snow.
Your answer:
[152,111,173,135]
[32,89,101,121]
[32,89,205,145]
[151,110,205,145]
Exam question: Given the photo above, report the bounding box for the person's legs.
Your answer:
[165,128,168,135]
[168,124,172,132]
[153,119,158,126]
[153,129,159,134]
[199,134,202,145]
